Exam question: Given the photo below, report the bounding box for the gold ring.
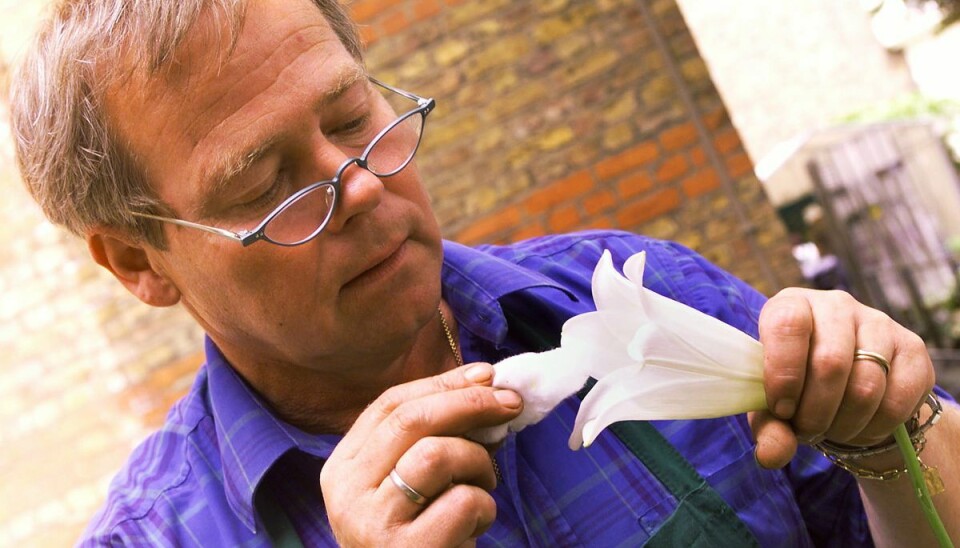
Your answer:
[854,349,890,375]
[389,469,427,505]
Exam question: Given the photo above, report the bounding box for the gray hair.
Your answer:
[10,0,363,248]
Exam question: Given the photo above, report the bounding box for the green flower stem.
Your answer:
[894,424,954,547]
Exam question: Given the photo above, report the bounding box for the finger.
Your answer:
[337,363,496,458]
[822,311,894,443]
[788,291,858,442]
[749,410,798,469]
[759,289,814,420]
[355,386,522,484]
[379,436,497,520]
[403,484,497,545]
[853,328,935,445]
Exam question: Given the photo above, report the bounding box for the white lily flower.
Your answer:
[468,249,767,450]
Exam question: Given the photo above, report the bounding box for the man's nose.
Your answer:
[322,160,384,233]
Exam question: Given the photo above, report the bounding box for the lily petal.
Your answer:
[562,312,639,375]
[592,250,644,315]
[628,319,763,381]
[572,364,766,448]
[480,248,769,449]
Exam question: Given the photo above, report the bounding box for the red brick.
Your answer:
[690,146,707,167]
[523,170,594,214]
[702,107,728,130]
[725,152,754,178]
[413,0,442,21]
[348,0,379,23]
[594,141,659,181]
[713,129,741,154]
[583,189,616,216]
[681,168,720,198]
[349,0,404,23]
[358,24,379,47]
[583,215,615,230]
[511,222,547,242]
[547,204,582,233]
[457,206,522,244]
[616,188,681,226]
[659,122,697,151]
[617,172,654,199]
[655,154,689,183]
[380,11,412,37]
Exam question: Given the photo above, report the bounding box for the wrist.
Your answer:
[815,392,942,482]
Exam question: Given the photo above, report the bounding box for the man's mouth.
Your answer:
[343,239,408,290]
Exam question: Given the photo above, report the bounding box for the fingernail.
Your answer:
[464,364,492,383]
[494,389,522,409]
[774,399,795,420]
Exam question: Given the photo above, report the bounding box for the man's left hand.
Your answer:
[749,287,935,468]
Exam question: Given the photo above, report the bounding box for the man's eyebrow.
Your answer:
[199,65,368,207]
[200,136,280,209]
[320,64,366,107]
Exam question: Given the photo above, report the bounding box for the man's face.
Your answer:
[106,0,443,373]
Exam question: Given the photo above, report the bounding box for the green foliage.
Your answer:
[840,93,960,123]
[841,93,960,167]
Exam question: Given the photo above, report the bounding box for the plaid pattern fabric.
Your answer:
[82,231,884,547]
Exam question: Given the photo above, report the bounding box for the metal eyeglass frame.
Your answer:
[129,77,435,247]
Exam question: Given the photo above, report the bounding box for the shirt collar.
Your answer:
[441,239,575,343]
[203,239,574,532]
[204,337,341,533]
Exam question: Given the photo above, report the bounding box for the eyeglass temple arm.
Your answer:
[369,77,433,108]
[130,211,249,243]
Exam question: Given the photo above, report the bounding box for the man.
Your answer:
[10,0,958,545]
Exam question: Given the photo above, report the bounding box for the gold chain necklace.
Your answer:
[438,305,463,367]
[437,306,502,483]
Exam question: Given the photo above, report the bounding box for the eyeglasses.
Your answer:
[130,78,435,247]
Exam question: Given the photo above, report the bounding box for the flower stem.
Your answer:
[894,424,953,547]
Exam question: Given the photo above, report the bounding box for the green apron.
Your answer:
[259,309,759,547]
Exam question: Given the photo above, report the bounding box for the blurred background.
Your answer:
[2,0,959,544]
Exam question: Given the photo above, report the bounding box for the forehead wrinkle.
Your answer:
[183,22,332,142]
[180,21,340,192]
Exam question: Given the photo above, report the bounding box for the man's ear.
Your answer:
[87,229,181,307]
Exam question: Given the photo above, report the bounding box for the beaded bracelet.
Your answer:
[814,392,943,481]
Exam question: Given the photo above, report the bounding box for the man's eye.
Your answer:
[334,113,372,137]
[240,172,287,212]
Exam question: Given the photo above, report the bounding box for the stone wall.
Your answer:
[0,0,800,545]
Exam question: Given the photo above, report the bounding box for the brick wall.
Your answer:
[357,0,801,293]
[0,0,801,545]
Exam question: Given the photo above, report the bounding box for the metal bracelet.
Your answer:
[820,452,942,483]
[814,392,942,460]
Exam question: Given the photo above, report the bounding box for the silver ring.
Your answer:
[389,469,427,505]
[854,349,890,375]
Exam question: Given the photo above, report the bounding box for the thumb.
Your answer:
[748,410,799,469]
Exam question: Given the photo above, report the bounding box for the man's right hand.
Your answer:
[319,363,523,547]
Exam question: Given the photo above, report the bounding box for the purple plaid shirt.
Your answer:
[82,230,883,546]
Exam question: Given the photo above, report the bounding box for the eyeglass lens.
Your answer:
[262,101,424,245]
